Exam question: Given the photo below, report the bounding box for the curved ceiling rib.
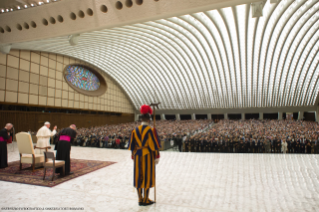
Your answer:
[279,0,319,106]
[12,0,319,110]
[270,0,310,107]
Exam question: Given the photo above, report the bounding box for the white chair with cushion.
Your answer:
[16,132,48,172]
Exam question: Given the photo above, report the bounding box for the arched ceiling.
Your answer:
[12,0,319,110]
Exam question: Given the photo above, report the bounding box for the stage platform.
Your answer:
[1,143,319,212]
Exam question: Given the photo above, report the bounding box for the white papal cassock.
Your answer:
[35,126,56,155]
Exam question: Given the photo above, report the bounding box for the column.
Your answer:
[316,107,319,122]
[192,113,196,120]
[278,112,283,120]
[298,111,304,120]
[176,114,181,120]
[241,113,245,120]
[207,113,211,120]
[224,113,228,119]
[259,112,263,120]
[135,113,139,121]
[161,114,166,120]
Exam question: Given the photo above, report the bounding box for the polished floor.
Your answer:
[1,143,319,212]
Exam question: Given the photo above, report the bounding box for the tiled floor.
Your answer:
[1,143,319,212]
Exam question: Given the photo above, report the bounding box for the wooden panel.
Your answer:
[0,111,134,133]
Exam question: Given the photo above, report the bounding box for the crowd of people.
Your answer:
[182,119,319,154]
[53,120,212,149]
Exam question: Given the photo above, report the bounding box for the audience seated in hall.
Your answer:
[183,119,319,154]
[53,120,212,149]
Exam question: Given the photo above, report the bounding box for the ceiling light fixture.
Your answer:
[251,1,264,18]
[24,5,28,8]
[69,34,81,46]
[0,45,12,54]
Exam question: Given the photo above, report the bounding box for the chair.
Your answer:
[16,132,49,172]
[43,151,65,181]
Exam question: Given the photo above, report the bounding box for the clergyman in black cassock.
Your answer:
[0,123,13,168]
[55,124,77,175]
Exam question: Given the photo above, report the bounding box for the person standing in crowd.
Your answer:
[287,138,292,153]
[199,137,204,152]
[300,137,305,153]
[276,137,281,153]
[238,138,244,153]
[0,123,13,168]
[217,136,223,152]
[257,137,261,153]
[311,137,316,154]
[177,135,182,152]
[196,137,200,152]
[282,139,288,154]
[184,138,189,152]
[104,135,109,148]
[295,140,300,153]
[115,137,121,148]
[245,137,250,153]
[223,137,228,153]
[229,137,233,153]
[35,122,57,155]
[242,137,248,153]
[211,137,216,152]
[233,137,238,153]
[128,105,160,206]
[55,124,77,176]
[205,137,210,152]
[291,138,296,153]
[271,137,275,153]
[251,138,256,153]
[315,138,319,154]
[264,138,270,153]
[204,137,208,152]
[190,137,195,152]
[306,138,312,154]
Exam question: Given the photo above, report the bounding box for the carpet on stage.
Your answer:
[0,159,116,187]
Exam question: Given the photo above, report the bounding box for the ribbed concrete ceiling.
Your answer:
[12,0,319,110]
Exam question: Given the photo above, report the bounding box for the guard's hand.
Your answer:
[155,158,160,165]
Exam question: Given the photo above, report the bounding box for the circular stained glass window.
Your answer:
[64,64,107,96]
[66,65,100,91]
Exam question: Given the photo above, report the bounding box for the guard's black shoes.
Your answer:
[147,199,155,204]
[141,202,154,206]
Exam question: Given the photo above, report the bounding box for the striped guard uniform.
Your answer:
[128,124,161,189]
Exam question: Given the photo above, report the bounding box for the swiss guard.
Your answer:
[128,104,161,206]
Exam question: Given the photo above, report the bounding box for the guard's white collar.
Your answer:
[141,122,149,126]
